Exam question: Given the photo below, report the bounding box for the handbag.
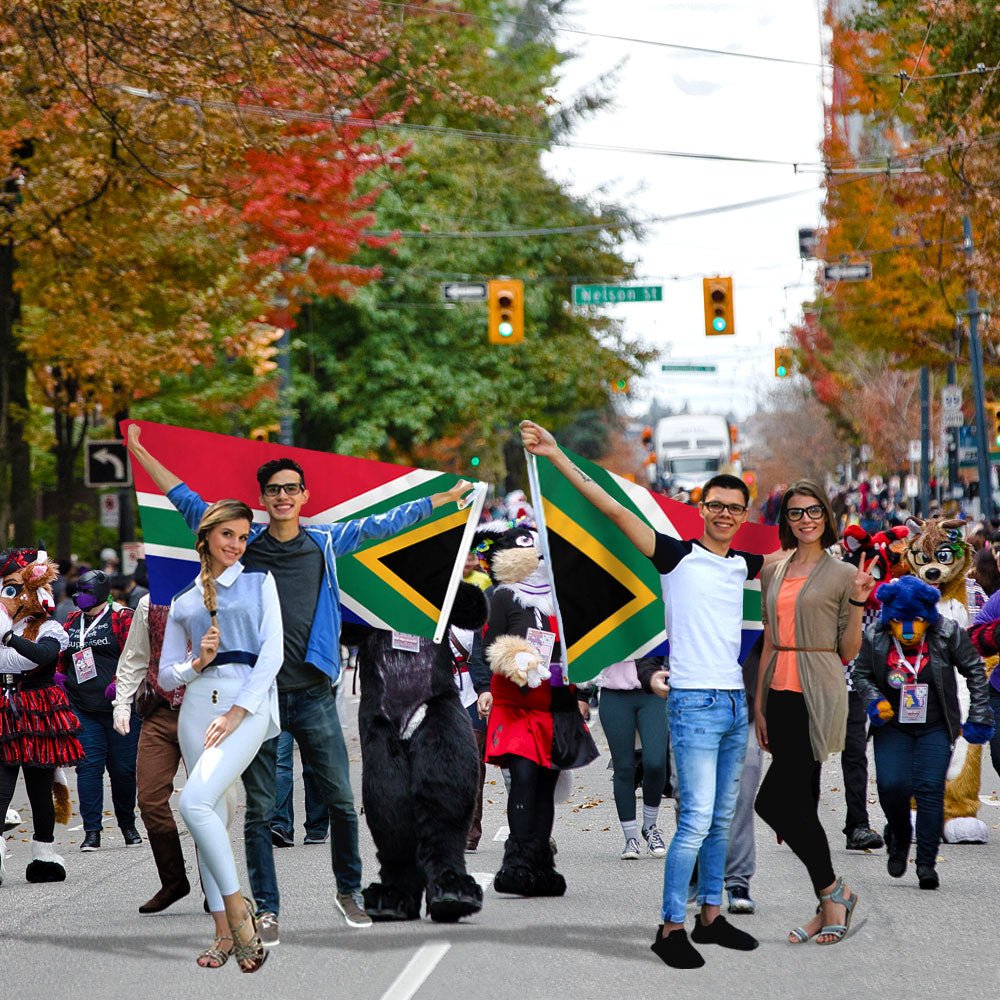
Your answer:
[133,677,165,720]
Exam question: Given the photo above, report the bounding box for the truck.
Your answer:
[653,414,735,495]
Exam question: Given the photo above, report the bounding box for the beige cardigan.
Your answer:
[760,552,856,761]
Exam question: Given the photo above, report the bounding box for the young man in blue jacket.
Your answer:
[127,426,470,942]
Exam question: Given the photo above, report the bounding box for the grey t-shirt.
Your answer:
[244,528,326,691]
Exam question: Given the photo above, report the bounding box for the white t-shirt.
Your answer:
[650,533,763,690]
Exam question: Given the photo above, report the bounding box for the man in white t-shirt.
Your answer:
[521,420,773,970]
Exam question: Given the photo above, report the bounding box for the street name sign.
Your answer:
[823,262,872,282]
[661,363,718,373]
[441,282,488,302]
[573,284,663,305]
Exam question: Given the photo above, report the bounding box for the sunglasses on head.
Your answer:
[262,482,304,497]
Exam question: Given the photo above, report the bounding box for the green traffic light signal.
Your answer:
[470,456,481,468]
[498,321,514,338]
[776,364,788,377]
[712,316,727,333]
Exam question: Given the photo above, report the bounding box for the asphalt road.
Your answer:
[4,681,1000,1000]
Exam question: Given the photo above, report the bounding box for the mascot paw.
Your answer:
[488,637,543,688]
[426,871,483,923]
[867,699,893,726]
[361,882,421,921]
[25,841,66,883]
[962,721,995,745]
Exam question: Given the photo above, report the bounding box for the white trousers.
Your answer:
[177,671,268,913]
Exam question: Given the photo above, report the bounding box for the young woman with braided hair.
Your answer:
[159,499,283,973]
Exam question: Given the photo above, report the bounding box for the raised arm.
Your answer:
[520,420,655,557]
[126,424,182,494]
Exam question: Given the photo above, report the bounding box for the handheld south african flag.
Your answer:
[526,448,778,682]
[125,421,485,641]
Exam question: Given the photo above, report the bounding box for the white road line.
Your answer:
[67,824,83,832]
[979,795,1000,807]
[470,872,494,890]
[379,942,451,1000]
[492,825,509,842]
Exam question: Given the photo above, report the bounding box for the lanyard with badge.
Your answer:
[72,606,108,684]
[888,636,929,724]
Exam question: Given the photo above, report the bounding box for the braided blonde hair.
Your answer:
[195,499,254,617]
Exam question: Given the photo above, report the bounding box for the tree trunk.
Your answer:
[0,238,34,546]
[51,374,89,561]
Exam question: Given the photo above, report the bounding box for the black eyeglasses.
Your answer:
[786,504,825,521]
[263,482,305,497]
[702,500,748,516]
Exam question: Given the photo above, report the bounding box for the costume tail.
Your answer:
[52,767,72,825]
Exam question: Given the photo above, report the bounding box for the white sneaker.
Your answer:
[620,837,641,860]
[642,825,667,858]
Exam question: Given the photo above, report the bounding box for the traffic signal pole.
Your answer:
[964,216,993,521]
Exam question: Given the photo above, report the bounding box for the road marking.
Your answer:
[67,824,83,832]
[470,872,494,890]
[979,795,1000,807]
[380,942,451,1000]
[492,825,509,842]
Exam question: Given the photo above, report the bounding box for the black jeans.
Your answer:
[841,689,872,834]
[989,688,1000,782]
[755,690,836,894]
[506,757,560,842]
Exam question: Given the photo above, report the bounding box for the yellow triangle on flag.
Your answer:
[542,498,659,661]
[352,507,471,622]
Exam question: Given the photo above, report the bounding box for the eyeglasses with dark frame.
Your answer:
[702,500,748,516]
[786,504,825,522]
[262,482,305,497]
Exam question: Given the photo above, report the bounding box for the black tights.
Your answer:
[0,764,55,842]
[506,757,560,842]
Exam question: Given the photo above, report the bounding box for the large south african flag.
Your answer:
[526,449,779,682]
[125,421,485,642]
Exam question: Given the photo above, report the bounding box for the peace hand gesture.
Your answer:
[850,556,877,605]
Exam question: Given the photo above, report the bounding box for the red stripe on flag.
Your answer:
[648,493,779,554]
[126,419,425,508]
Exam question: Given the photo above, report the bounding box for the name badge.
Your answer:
[899,683,929,724]
[72,647,98,683]
[392,631,421,653]
[525,628,556,669]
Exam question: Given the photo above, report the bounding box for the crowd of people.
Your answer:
[2,419,999,974]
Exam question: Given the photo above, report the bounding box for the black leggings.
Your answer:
[0,764,55,842]
[754,690,836,894]
[506,756,560,842]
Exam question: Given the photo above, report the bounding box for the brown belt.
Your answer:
[774,645,836,653]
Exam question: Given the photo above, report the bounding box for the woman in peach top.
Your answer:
[754,480,875,947]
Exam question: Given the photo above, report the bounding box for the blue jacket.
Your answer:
[167,482,433,683]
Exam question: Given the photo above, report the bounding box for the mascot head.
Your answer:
[74,569,111,611]
[878,575,940,647]
[841,524,909,596]
[903,516,970,593]
[473,521,542,587]
[0,545,59,641]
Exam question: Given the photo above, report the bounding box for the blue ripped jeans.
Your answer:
[661,688,747,924]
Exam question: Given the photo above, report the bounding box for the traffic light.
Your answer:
[986,401,1000,448]
[610,377,630,394]
[249,423,281,443]
[488,278,524,344]
[774,347,793,378]
[703,276,734,336]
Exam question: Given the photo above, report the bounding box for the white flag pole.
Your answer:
[432,481,488,644]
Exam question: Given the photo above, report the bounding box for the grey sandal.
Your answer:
[816,877,858,945]
[788,904,821,944]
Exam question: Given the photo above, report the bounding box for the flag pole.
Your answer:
[432,481,488,644]
[524,452,570,675]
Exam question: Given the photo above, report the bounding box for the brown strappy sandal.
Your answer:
[196,935,233,969]
[230,897,268,974]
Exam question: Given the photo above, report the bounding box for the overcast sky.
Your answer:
[544,0,827,420]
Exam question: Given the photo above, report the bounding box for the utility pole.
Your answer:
[946,356,959,503]
[919,366,930,516]
[964,216,993,521]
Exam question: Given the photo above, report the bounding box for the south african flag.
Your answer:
[125,420,485,641]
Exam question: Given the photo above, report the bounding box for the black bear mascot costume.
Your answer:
[351,581,488,922]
